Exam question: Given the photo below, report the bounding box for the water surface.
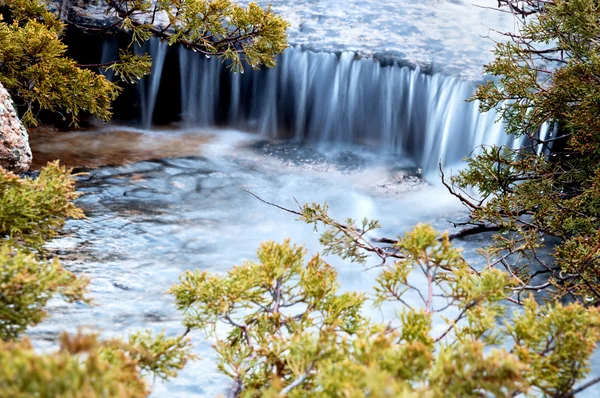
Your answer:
[30,127,473,396]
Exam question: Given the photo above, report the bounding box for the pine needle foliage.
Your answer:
[0,0,121,126]
[0,161,83,251]
[103,0,289,72]
[0,0,289,126]
[442,0,600,304]
[0,331,192,397]
[0,162,90,341]
[0,244,89,340]
[0,164,194,394]
[171,223,600,397]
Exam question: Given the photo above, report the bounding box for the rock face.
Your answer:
[0,83,32,172]
[57,0,511,79]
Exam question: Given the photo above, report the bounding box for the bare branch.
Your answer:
[280,363,314,396]
[556,376,600,398]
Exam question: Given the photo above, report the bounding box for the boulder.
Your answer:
[0,83,32,172]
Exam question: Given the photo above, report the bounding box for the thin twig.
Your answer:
[280,363,314,396]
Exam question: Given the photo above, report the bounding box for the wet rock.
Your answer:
[29,127,211,170]
[373,173,428,195]
[54,0,511,79]
[0,83,32,172]
[47,1,116,30]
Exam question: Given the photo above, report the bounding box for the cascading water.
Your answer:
[179,48,222,127]
[99,37,118,81]
[136,39,168,129]
[140,40,524,174]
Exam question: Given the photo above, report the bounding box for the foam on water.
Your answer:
[31,128,471,397]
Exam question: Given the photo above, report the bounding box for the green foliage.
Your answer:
[0,331,192,397]
[0,1,279,388]
[443,0,600,304]
[0,161,84,251]
[0,162,89,340]
[172,222,600,397]
[109,0,289,72]
[105,49,153,84]
[126,330,194,381]
[0,163,194,394]
[171,239,366,393]
[0,0,120,126]
[0,244,89,340]
[0,0,288,126]
[301,202,381,264]
[509,298,600,395]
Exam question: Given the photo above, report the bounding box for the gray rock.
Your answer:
[0,83,32,172]
[54,0,513,80]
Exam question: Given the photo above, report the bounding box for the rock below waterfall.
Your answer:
[0,83,32,172]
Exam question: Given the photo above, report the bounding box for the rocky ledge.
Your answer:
[53,0,512,80]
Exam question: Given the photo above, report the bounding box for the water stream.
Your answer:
[94,40,533,176]
[29,127,476,396]
[137,40,169,130]
[25,2,591,394]
[176,46,517,175]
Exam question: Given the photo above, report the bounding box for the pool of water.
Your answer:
[27,127,599,397]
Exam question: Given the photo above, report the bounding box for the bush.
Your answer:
[446,0,600,304]
[171,224,600,397]
[0,244,88,340]
[0,161,89,340]
[0,161,83,251]
[0,331,192,397]
[0,163,194,394]
[0,0,289,126]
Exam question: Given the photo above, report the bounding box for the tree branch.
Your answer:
[279,363,314,396]
[557,376,600,398]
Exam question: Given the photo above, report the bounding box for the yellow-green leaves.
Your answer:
[1,0,288,127]
[171,239,365,394]
[122,330,194,381]
[0,333,149,398]
[0,161,83,251]
[455,0,600,304]
[0,162,90,340]
[0,244,89,340]
[0,0,64,33]
[0,1,120,126]
[508,298,600,396]
[175,224,600,396]
[0,330,193,397]
[113,0,289,72]
[428,342,526,398]
[300,202,382,263]
[105,50,153,84]
[0,160,193,394]
[0,162,91,341]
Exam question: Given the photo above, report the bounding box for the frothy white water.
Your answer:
[137,39,168,130]
[167,45,519,174]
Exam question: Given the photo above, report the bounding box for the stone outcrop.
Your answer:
[0,83,32,172]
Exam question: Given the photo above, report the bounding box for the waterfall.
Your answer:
[136,39,168,129]
[179,47,222,127]
[140,43,523,173]
[99,36,119,81]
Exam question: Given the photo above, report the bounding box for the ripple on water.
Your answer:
[29,127,529,397]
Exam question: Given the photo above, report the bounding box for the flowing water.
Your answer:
[137,40,169,130]
[29,127,471,396]
[99,41,531,176]
[26,1,596,395]
[30,126,598,397]
[177,46,518,175]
